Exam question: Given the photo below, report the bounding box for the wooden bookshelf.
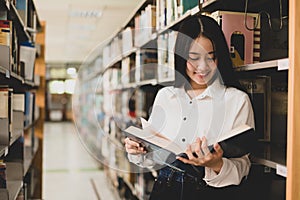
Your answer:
[0,0,44,199]
[286,0,300,199]
[75,0,296,199]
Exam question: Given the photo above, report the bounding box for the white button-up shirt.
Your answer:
[128,78,255,187]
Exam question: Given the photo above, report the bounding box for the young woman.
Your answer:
[124,14,255,200]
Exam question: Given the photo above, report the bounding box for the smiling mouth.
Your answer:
[194,71,210,78]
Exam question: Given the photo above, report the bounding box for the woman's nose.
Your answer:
[196,58,209,70]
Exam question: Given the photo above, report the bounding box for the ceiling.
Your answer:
[34,0,142,64]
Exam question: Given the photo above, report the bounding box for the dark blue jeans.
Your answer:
[149,161,248,200]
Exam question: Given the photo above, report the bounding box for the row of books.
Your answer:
[156,0,199,31]
[102,9,288,82]
[0,19,36,81]
[103,0,198,67]
[103,11,260,74]
[0,86,36,147]
[103,49,160,89]
[157,31,177,81]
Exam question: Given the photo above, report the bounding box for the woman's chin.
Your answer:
[192,80,208,88]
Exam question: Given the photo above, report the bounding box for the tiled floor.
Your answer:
[43,122,120,200]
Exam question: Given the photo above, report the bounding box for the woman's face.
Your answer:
[186,36,217,88]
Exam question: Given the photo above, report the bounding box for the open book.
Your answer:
[123,123,255,157]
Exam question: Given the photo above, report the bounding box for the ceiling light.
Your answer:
[69,10,102,18]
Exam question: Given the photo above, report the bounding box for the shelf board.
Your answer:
[136,79,157,86]
[200,0,272,13]
[122,47,138,58]
[250,141,287,177]
[10,72,24,83]
[0,145,8,157]
[23,140,39,176]
[0,68,38,88]
[0,66,10,78]
[122,82,137,89]
[235,58,289,71]
[9,129,23,146]
[158,77,175,85]
[104,55,122,69]
[158,6,199,35]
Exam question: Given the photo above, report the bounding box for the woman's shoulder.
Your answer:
[157,86,176,96]
[226,87,249,100]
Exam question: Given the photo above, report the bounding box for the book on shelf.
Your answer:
[0,160,7,189]
[181,0,199,14]
[123,119,255,158]
[239,76,271,142]
[20,44,36,81]
[121,57,130,85]
[15,0,28,25]
[134,4,156,47]
[0,10,8,20]
[136,49,158,81]
[210,11,260,66]
[0,20,12,47]
[122,27,133,55]
[0,86,13,145]
[24,91,34,127]
[13,93,25,130]
[0,20,13,71]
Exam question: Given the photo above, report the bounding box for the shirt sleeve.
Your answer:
[127,153,155,168]
[203,154,251,187]
[204,92,255,187]
[127,88,171,168]
[232,93,255,129]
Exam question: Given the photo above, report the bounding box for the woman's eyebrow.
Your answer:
[188,51,215,55]
[188,52,200,55]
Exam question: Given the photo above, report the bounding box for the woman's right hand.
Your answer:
[124,137,147,155]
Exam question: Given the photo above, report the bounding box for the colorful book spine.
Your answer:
[0,160,7,188]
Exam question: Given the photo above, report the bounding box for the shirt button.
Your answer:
[189,101,192,104]
[181,138,186,142]
[183,117,187,121]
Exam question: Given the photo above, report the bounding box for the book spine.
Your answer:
[0,161,7,188]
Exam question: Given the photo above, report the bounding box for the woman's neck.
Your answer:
[186,83,207,98]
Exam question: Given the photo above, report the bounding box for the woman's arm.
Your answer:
[125,88,171,168]
[204,92,255,187]
[203,155,251,187]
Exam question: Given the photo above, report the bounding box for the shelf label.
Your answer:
[278,59,289,71]
[191,6,200,15]
[5,70,10,78]
[276,164,287,177]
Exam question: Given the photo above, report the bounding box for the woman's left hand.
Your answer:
[176,137,224,174]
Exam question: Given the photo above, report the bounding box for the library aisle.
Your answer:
[43,122,120,200]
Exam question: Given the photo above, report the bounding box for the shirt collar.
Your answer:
[197,78,226,100]
[171,78,226,100]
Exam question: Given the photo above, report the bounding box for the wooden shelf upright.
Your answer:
[286,0,300,199]
[32,21,46,199]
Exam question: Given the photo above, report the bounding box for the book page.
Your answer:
[124,126,183,155]
[214,124,252,145]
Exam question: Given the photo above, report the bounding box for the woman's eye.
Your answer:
[189,56,200,61]
[206,57,214,62]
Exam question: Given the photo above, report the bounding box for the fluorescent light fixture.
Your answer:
[49,81,65,94]
[67,67,77,75]
[65,79,76,94]
[69,10,102,18]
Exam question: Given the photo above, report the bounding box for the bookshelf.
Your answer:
[0,0,44,199]
[74,0,295,199]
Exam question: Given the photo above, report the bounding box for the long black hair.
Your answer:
[174,14,244,91]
